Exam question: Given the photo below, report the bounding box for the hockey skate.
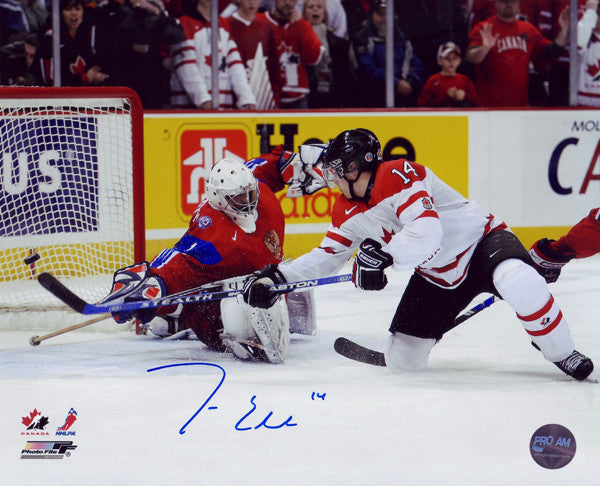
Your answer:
[553,350,594,381]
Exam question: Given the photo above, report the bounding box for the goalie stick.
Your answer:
[334,295,499,366]
[38,271,352,316]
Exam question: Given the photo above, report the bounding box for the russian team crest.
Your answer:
[264,230,282,260]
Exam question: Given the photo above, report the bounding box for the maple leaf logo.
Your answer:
[69,55,86,75]
[21,409,40,427]
[381,227,395,244]
[586,60,600,81]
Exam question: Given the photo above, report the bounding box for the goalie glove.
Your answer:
[529,238,574,284]
[280,144,328,198]
[100,262,168,323]
[242,264,287,309]
[353,238,394,291]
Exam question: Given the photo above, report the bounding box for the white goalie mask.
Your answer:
[205,158,260,233]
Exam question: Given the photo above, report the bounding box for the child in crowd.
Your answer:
[418,41,479,107]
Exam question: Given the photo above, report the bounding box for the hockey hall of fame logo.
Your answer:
[529,424,576,469]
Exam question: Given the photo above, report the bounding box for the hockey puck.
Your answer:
[24,253,40,265]
[29,336,41,346]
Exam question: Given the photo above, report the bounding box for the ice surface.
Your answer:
[1,257,599,485]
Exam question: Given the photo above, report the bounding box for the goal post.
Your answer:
[0,87,145,313]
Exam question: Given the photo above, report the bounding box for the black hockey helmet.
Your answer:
[321,128,383,186]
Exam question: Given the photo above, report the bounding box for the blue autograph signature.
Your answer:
[147,362,325,435]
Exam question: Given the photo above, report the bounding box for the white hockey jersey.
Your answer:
[577,7,600,107]
[279,159,507,288]
[170,14,256,109]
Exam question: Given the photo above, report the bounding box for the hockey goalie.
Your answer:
[98,145,327,364]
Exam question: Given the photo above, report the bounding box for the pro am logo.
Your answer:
[180,129,248,216]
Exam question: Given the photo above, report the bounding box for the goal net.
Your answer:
[0,87,145,321]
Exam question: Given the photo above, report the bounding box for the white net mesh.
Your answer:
[0,89,143,319]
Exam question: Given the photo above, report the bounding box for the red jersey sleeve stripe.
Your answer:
[416,210,439,220]
[326,231,353,247]
[396,191,431,218]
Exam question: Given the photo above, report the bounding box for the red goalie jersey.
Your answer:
[147,147,290,346]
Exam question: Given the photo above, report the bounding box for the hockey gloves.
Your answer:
[242,264,287,309]
[280,145,328,198]
[529,238,574,283]
[101,262,167,323]
[353,238,393,291]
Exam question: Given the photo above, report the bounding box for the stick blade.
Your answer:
[37,272,88,313]
[334,337,386,367]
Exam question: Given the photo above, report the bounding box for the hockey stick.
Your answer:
[334,295,500,366]
[28,313,112,346]
[38,272,352,316]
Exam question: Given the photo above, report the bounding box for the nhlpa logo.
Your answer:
[56,408,78,436]
[180,129,248,216]
[21,409,50,435]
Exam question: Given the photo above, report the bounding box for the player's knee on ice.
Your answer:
[385,332,437,372]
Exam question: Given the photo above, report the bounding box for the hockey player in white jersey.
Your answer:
[242,128,594,381]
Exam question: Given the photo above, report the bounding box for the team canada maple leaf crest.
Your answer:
[21,409,50,430]
[381,227,395,244]
[69,55,86,75]
[586,60,600,81]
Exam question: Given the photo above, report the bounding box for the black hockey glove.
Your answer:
[242,264,287,309]
[529,238,574,284]
[353,238,393,291]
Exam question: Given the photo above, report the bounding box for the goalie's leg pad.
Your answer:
[220,296,290,364]
[385,332,437,372]
[493,258,575,362]
[286,289,317,336]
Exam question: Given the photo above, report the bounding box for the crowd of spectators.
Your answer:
[1,0,598,109]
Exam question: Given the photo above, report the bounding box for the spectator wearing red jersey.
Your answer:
[224,0,279,108]
[418,42,479,107]
[265,0,325,109]
[465,0,568,107]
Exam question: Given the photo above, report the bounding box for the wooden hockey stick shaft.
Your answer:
[29,313,111,346]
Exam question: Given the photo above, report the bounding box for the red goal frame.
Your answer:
[0,86,146,262]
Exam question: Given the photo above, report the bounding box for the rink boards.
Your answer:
[143,109,598,258]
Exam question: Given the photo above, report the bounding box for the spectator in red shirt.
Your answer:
[224,0,279,108]
[465,0,568,107]
[265,0,325,109]
[418,41,479,107]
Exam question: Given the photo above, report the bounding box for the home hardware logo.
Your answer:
[20,441,77,459]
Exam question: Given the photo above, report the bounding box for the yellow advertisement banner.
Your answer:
[143,112,468,257]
